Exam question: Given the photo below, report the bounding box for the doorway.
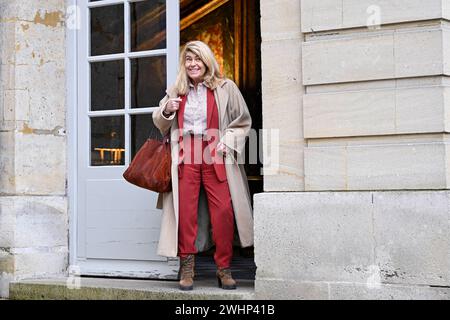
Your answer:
[179,0,262,280]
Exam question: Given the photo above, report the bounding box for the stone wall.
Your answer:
[260,0,305,191]
[0,0,68,298]
[256,0,450,299]
[1,0,448,301]
[254,192,450,299]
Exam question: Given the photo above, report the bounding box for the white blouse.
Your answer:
[160,81,229,154]
[183,82,207,135]
[160,82,208,136]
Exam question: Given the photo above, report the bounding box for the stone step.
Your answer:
[9,277,255,300]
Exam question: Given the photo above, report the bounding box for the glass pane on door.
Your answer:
[130,114,162,161]
[130,0,166,52]
[91,116,125,166]
[130,56,166,108]
[90,4,124,56]
[91,60,125,111]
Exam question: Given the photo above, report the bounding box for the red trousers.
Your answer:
[178,134,235,269]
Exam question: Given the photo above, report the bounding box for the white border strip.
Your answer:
[66,0,79,269]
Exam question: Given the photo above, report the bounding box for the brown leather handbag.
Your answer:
[123,133,172,193]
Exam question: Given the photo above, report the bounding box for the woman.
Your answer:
[152,40,254,291]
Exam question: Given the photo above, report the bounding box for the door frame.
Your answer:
[66,0,180,276]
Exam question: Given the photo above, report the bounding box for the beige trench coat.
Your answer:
[152,78,254,258]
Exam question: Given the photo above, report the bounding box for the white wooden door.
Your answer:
[74,0,179,278]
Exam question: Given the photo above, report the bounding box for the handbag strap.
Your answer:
[149,114,171,144]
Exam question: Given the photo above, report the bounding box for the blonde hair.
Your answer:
[174,40,223,95]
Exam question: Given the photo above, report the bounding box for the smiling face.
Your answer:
[184,51,207,84]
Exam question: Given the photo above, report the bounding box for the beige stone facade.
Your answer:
[255,0,450,299]
[1,0,449,299]
[0,0,68,297]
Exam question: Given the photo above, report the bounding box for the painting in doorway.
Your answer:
[180,1,235,82]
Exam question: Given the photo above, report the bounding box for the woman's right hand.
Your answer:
[165,97,182,113]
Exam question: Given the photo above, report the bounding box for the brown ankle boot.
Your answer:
[179,255,195,291]
[216,268,237,290]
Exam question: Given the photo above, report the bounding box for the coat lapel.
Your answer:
[206,89,214,129]
[214,81,229,126]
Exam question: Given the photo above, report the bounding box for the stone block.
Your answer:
[261,39,304,191]
[329,282,450,300]
[260,0,301,41]
[0,0,65,25]
[1,2,66,137]
[303,26,446,85]
[444,1,450,20]
[0,272,14,299]
[261,39,302,104]
[301,0,443,32]
[14,63,65,130]
[14,196,68,248]
[446,86,450,132]
[14,16,65,68]
[14,251,68,278]
[0,250,14,274]
[255,279,329,300]
[303,32,395,85]
[254,191,450,298]
[447,137,450,188]
[444,27,450,76]
[395,83,446,133]
[0,197,15,248]
[14,132,66,195]
[304,80,447,138]
[394,27,444,78]
[254,192,374,283]
[301,0,342,33]
[0,62,15,96]
[304,135,448,190]
[304,88,396,138]
[262,140,304,192]
[347,140,446,190]
[0,21,16,66]
[373,191,450,286]
[303,147,347,190]
[256,280,450,300]
[343,0,443,30]
[0,194,68,282]
[14,88,31,121]
[3,89,31,122]
[2,89,15,121]
[0,131,16,193]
